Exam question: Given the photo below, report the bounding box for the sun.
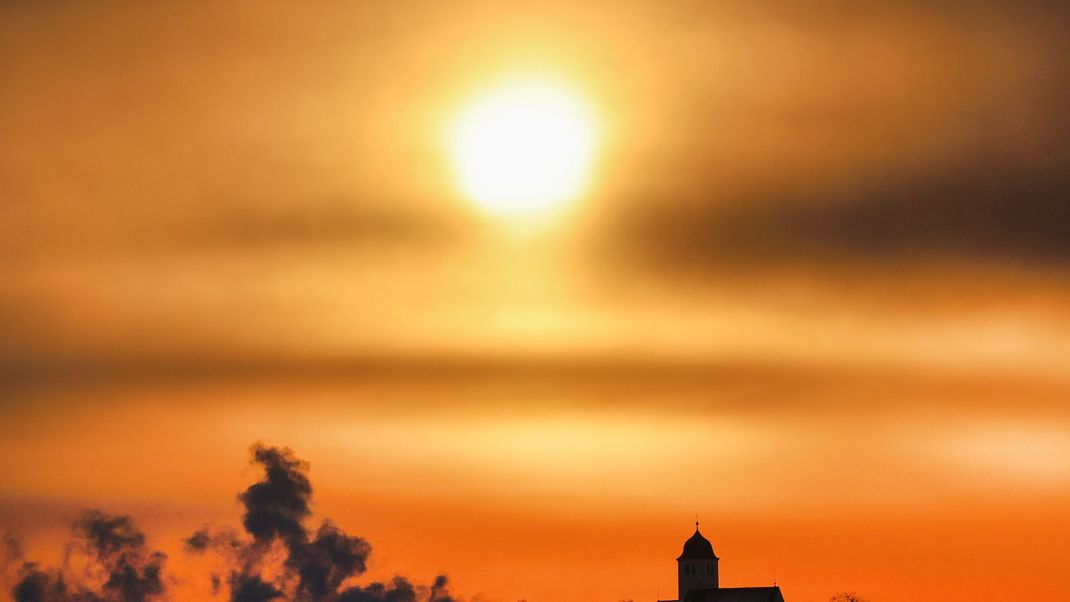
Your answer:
[447,80,598,216]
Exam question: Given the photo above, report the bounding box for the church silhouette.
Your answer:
[658,524,786,602]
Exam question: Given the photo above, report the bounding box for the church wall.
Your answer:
[678,557,718,600]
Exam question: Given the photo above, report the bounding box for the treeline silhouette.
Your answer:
[4,443,457,602]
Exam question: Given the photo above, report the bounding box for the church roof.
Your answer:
[677,527,717,560]
[684,587,785,602]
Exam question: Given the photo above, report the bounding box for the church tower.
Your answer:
[677,523,718,601]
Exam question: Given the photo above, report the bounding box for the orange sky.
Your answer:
[2,2,1070,602]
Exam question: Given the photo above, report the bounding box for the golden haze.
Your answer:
[2,2,1070,602]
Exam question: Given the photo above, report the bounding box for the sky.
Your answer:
[2,2,1070,601]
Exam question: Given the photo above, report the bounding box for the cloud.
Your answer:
[229,573,285,602]
[1,530,22,571]
[184,527,243,556]
[606,154,1070,275]
[335,575,456,602]
[335,577,418,602]
[179,443,452,602]
[8,443,457,602]
[238,445,314,547]
[11,511,168,602]
[290,522,373,601]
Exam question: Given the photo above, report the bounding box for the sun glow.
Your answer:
[447,80,598,216]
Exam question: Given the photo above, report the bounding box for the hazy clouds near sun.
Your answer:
[3,0,1069,384]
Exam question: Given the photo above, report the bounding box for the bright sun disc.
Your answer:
[448,81,598,216]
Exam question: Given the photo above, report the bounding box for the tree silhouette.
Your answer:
[830,593,870,602]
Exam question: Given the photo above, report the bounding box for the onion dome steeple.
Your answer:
[678,522,717,560]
